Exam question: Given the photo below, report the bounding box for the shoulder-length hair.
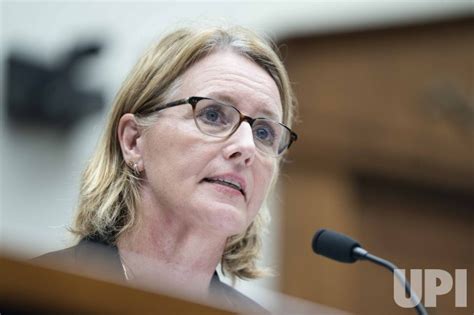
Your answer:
[71,25,297,281]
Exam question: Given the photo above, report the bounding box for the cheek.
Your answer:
[259,158,277,190]
[249,160,277,216]
[141,124,195,183]
[141,121,220,196]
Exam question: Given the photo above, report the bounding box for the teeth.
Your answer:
[206,177,242,191]
[218,178,241,190]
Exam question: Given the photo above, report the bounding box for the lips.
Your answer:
[202,174,247,198]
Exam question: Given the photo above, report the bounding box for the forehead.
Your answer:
[178,50,283,121]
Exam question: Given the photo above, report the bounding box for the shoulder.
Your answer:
[32,239,124,282]
[32,244,79,267]
[210,274,269,314]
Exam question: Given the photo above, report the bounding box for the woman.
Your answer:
[36,25,298,312]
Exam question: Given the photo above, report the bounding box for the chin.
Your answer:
[207,203,249,237]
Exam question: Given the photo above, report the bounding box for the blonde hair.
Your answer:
[72,25,297,281]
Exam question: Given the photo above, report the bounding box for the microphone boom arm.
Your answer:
[353,247,428,315]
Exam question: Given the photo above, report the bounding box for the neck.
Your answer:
[116,195,228,300]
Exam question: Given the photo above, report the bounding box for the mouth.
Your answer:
[202,177,246,198]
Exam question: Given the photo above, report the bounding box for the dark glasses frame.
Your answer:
[137,96,298,155]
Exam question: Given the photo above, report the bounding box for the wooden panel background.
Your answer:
[278,17,473,315]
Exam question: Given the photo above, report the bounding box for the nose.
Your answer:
[222,122,256,166]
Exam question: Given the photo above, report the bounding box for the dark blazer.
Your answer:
[34,238,268,314]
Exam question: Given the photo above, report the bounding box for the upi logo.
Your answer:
[394,269,468,308]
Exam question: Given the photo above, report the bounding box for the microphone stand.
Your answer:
[353,248,428,315]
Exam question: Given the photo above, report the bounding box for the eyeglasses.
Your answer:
[137,96,298,157]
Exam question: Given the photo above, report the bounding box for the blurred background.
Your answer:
[1,1,472,314]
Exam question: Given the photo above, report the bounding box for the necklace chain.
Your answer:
[119,255,131,281]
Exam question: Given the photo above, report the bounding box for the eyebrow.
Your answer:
[206,92,281,122]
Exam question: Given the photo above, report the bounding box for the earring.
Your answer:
[128,161,140,174]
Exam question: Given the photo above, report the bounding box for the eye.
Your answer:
[256,128,270,139]
[197,105,228,126]
[205,109,219,122]
[253,122,275,145]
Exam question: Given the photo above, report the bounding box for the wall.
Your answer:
[0,0,471,310]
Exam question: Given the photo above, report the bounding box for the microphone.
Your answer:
[312,229,428,315]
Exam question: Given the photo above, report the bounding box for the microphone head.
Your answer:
[312,229,362,263]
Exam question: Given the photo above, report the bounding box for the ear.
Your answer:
[118,113,143,172]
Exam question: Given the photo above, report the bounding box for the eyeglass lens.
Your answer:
[193,99,290,156]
